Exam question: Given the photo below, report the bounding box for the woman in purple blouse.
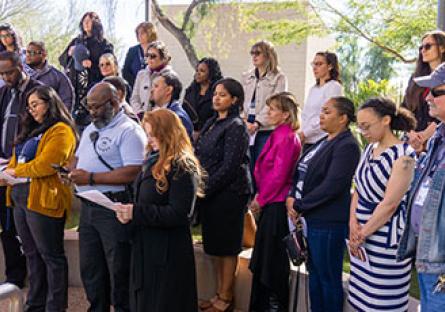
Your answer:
[248,92,301,311]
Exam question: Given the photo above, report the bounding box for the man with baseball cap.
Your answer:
[398,63,445,311]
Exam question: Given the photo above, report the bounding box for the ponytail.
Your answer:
[359,97,417,132]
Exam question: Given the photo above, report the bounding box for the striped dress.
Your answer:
[348,143,415,312]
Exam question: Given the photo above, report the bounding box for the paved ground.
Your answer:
[0,287,89,311]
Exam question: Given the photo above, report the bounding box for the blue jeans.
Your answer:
[306,223,347,312]
[418,273,445,312]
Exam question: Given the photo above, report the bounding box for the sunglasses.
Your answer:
[0,33,13,39]
[419,43,437,51]
[99,62,111,67]
[431,88,445,98]
[26,50,43,56]
[250,50,262,57]
[145,53,159,60]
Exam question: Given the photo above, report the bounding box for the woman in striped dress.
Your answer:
[348,97,417,311]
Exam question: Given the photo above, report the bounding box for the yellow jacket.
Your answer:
[6,122,77,218]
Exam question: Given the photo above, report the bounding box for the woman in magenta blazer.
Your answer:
[248,92,301,311]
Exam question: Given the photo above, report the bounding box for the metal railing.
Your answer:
[0,283,23,312]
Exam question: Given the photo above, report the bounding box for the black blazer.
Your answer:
[196,107,251,198]
[129,162,198,312]
[122,45,145,88]
[290,129,360,224]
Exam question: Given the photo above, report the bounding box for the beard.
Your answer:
[93,102,115,129]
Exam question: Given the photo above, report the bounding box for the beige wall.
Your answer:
[154,4,335,106]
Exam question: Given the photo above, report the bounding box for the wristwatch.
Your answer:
[88,172,95,186]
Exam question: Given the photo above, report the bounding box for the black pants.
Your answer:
[0,186,26,288]
[12,184,68,312]
[79,200,130,312]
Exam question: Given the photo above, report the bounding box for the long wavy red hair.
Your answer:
[143,109,205,195]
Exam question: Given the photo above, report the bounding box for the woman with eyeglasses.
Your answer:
[59,12,113,128]
[99,53,132,103]
[183,57,223,142]
[402,30,445,153]
[130,41,176,119]
[286,96,360,312]
[348,97,417,312]
[242,40,287,176]
[122,22,158,88]
[300,51,343,151]
[0,85,77,311]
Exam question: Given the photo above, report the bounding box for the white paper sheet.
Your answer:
[345,239,372,271]
[0,171,28,185]
[76,190,120,211]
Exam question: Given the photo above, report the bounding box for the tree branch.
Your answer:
[182,0,209,31]
[313,0,416,63]
[151,0,199,68]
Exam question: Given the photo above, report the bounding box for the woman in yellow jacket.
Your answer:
[1,85,77,312]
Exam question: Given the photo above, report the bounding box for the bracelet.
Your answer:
[88,172,95,186]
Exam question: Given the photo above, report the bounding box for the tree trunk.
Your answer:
[151,0,200,68]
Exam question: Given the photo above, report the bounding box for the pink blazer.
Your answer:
[254,123,301,207]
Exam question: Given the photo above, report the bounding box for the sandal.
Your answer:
[204,296,234,312]
[198,294,219,311]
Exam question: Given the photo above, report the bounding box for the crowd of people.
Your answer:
[0,10,444,312]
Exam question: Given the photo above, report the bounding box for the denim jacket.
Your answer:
[397,124,445,273]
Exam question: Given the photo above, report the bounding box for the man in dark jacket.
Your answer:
[26,41,74,110]
[149,72,193,137]
[0,51,42,289]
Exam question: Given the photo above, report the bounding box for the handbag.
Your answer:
[283,218,308,266]
[242,210,257,248]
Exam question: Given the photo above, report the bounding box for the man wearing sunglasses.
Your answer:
[398,63,445,311]
[0,51,42,289]
[26,41,74,111]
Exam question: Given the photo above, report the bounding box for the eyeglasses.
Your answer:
[311,61,327,67]
[145,53,159,60]
[250,50,262,57]
[27,101,46,112]
[86,100,110,112]
[0,33,12,39]
[99,62,111,67]
[357,121,380,133]
[430,88,445,98]
[419,43,437,51]
[26,50,43,56]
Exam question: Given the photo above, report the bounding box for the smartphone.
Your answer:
[51,164,70,174]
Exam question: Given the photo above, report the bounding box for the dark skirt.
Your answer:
[200,190,248,256]
[249,202,290,310]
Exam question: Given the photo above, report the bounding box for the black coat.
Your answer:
[59,36,114,88]
[129,161,198,312]
[195,107,252,198]
[183,82,215,131]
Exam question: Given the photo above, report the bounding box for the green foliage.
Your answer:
[313,0,437,63]
[238,1,325,45]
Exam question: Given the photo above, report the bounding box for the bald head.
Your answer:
[87,82,120,109]
[86,82,120,129]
